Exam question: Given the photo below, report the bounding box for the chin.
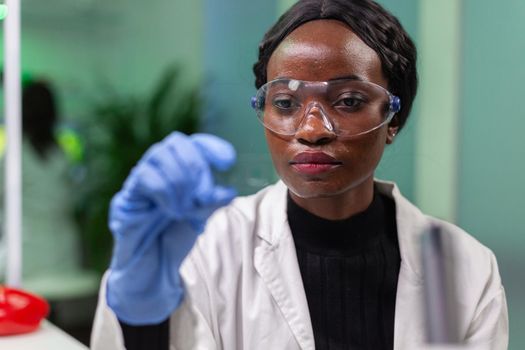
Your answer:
[283,177,349,199]
[280,171,375,200]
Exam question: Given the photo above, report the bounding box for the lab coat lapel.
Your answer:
[253,181,315,350]
[376,181,428,349]
[393,261,426,349]
[254,236,315,350]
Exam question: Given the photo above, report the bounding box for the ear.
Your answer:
[386,116,400,145]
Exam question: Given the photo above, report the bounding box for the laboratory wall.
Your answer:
[458,1,525,348]
[202,0,280,194]
[372,0,419,201]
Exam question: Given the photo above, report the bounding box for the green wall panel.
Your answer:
[375,0,419,201]
[202,0,281,194]
[459,1,525,348]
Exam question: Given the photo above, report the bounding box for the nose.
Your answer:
[294,103,336,145]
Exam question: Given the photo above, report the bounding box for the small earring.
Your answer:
[390,131,397,138]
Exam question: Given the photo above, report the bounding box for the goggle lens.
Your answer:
[252,78,400,137]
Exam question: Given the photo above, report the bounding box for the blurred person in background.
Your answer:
[91,0,508,349]
[0,79,89,293]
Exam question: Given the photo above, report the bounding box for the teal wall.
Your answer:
[459,1,525,348]
[202,0,280,194]
[374,0,419,201]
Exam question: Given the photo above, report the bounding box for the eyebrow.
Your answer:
[272,74,364,82]
[328,74,363,82]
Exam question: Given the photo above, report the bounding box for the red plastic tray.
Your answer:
[0,286,50,336]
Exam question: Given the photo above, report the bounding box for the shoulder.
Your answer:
[378,180,507,344]
[375,179,502,288]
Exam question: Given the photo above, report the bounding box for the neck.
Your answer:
[289,177,375,220]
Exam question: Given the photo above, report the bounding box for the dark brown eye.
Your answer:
[341,97,361,107]
[335,94,365,110]
[272,96,298,110]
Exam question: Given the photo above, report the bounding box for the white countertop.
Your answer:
[0,320,88,349]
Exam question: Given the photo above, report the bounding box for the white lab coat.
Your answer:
[91,180,508,350]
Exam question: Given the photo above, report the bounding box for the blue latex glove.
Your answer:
[106,132,237,325]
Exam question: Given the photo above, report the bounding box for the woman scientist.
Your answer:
[91,0,508,349]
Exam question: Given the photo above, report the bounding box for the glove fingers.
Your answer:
[198,185,237,207]
[164,133,217,211]
[166,132,235,205]
[161,132,208,182]
[138,132,209,216]
[189,185,237,228]
[121,131,235,223]
[190,133,236,172]
[139,132,233,204]
[137,159,176,202]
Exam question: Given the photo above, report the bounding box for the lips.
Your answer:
[290,152,340,164]
[289,152,342,175]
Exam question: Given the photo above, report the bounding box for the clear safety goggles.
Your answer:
[251,78,401,138]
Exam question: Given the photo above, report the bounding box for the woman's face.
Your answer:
[265,19,397,205]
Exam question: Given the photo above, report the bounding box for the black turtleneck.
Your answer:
[287,189,400,350]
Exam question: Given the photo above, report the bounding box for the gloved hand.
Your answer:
[106,131,236,325]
